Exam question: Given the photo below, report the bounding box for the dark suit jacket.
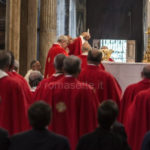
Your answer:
[0,128,9,150]
[141,131,150,150]
[76,127,123,150]
[9,129,70,150]
[76,122,131,150]
[112,121,131,150]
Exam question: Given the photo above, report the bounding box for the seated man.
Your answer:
[76,100,130,150]
[9,101,70,150]
[0,128,9,150]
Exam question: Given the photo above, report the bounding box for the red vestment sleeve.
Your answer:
[68,37,82,56]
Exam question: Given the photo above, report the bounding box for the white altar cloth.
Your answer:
[103,62,148,92]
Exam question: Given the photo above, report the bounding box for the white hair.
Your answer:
[57,35,68,43]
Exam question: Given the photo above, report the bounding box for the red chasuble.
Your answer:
[68,37,82,56]
[124,89,150,150]
[78,54,105,70]
[0,74,29,135]
[34,73,64,101]
[44,44,68,78]
[78,65,121,108]
[120,79,150,123]
[8,71,33,105]
[43,77,99,150]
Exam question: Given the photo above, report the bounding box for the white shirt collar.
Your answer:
[30,87,37,92]
[65,75,73,77]
[81,52,88,56]
[0,69,8,79]
[52,73,63,77]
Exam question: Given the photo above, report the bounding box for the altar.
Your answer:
[103,62,147,92]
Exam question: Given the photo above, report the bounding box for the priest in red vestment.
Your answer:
[124,88,150,150]
[44,35,69,78]
[119,65,150,123]
[0,51,29,135]
[68,32,91,56]
[78,49,121,108]
[7,51,33,105]
[34,54,66,101]
[78,41,105,70]
[43,56,99,150]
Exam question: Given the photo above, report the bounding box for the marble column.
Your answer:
[39,0,57,73]
[27,0,38,69]
[20,0,38,75]
[5,0,21,61]
[143,0,150,52]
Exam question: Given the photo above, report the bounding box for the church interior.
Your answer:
[1,0,150,150]
[0,0,149,73]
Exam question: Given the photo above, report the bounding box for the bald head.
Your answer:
[142,65,150,79]
[87,49,102,65]
[57,35,68,43]
[54,54,66,72]
[29,71,43,88]
[63,56,81,76]
[0,51,11,70]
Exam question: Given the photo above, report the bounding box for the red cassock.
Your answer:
[78,54,105,70]
[124,89,150,150]
[68,37,82,56]
[34,73,64,101]
[44,44,68,78]
[8,71,33,105]
[0,75,29,135]
[43,77,99,150]
[78,65,121,108]
[119,79,150,123]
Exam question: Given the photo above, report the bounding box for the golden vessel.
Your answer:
[99,46,114,61]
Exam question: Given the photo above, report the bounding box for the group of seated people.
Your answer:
[1,32,150,150]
